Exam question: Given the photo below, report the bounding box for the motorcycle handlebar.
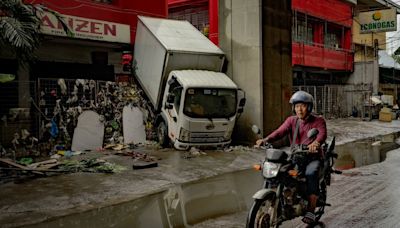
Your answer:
[291,144,310,154]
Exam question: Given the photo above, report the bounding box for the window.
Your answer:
[183,88,237,118]
[325,24,342,49]
[168,81,183,113]
[292,13,314,44]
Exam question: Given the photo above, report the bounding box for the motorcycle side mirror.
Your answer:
[251,124,264,140]
[307,128,319,139]
[328,136,335,152]
[251,125,261,135]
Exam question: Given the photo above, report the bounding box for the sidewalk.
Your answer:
[0,119,399,228]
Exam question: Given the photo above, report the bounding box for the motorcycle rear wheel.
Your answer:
[246,194,278,228]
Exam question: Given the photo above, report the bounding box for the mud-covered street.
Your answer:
[1,119,400,228]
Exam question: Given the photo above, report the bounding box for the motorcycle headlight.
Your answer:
[262,161,280,178]
[179,128,190,142]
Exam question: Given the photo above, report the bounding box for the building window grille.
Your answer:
[292,13,313,45]
[169,7,209,37]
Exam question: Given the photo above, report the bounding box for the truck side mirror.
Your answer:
[165,94,175,109]
[167,94,175,103]
[165,103,173,109]
[237,89,246,114]
[239,98,246,107]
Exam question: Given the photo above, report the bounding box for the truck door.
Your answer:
[166,80,182,141]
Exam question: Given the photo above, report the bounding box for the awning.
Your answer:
[378,50,400,70]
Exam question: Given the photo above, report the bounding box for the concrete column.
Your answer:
[262,0,292,135]
[17,64,31,108]
[219,0,263,144]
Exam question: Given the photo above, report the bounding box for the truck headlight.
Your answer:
[262,161,280,178]
[179,128,190,141]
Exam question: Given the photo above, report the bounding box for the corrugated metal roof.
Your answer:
[138,16,224,55]
[357,0,400,13]
[379,50,400,69]
[172,70,237,89]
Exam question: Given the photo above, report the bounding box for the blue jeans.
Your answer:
[305,160,320,196]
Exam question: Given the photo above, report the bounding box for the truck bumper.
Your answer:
[173,140,231,150]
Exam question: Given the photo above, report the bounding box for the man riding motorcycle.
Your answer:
[255,91,327,225]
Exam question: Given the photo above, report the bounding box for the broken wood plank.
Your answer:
[28,159,58,169]
[0,158,44,175]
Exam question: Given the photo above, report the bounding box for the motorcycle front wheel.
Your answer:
[246,193,278,228]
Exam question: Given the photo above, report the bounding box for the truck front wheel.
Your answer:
[157,121,169,147]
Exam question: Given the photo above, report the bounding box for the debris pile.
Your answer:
[0,156,126,185]
[1,79,156,159]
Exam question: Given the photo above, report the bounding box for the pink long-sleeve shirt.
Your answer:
[266,114,327,146]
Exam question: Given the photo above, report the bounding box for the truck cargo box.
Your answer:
[134,16,226,110]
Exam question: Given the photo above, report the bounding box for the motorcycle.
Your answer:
[246,126,341,228]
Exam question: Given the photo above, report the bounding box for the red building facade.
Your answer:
[26,0,167,44]
[168,0,219,45]
[292,0,354,77]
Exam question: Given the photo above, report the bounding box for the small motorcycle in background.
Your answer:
[246,125,341,228]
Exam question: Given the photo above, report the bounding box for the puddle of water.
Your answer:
[24,169,261,228]
[335,132,400,170]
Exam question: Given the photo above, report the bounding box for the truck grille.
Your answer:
[190,131,226,143]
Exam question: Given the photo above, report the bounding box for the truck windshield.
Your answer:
[183,88,237,118]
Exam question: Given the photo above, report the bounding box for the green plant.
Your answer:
[0,0,72,63]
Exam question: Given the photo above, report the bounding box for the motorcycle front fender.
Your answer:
[252,188,276,200]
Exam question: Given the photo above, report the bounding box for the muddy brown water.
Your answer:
[23,133,400,228]
[334,132,400,170]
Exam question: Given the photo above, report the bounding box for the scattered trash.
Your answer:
[59,158,126,173]
[182,147,207,159]
[50,154,61,159]
[132,160,158,169]
[18,157,33,165]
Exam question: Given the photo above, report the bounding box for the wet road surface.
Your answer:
[193,147,400,228]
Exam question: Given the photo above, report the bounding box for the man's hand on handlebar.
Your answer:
[255,138,269,149]
[308,140,320,153]
[254,139,264,148]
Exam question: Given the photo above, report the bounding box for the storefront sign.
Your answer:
[40,12,131,43]
[359,8,397,34]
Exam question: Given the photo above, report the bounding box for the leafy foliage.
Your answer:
[0,0,71,63]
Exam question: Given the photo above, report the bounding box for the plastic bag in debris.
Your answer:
[50,120,59,138]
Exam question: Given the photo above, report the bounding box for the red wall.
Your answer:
[292,43,353,71]
[292,0,353,27]
[292,0,354,71]
[26,0,168,44]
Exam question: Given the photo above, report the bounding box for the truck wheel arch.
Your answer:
[155,114,167,128]
[155,114,170,147]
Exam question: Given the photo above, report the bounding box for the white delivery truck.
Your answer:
[134,16,245,150]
